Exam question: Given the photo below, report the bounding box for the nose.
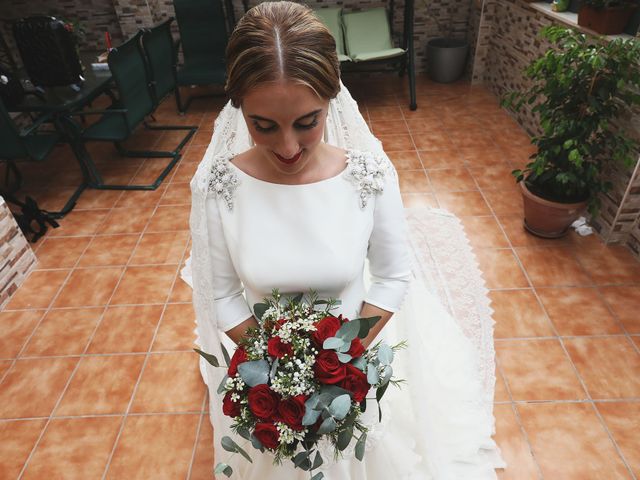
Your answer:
[275,130,300,158]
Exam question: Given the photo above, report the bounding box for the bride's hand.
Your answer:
[359,303,393,349]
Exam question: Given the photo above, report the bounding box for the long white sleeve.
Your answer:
[364,166,412,312]
[205,195,253,332]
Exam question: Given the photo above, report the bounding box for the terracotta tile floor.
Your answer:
[2,76,640,479]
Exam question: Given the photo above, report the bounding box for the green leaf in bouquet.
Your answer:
[336,352,352,363]
[253,302,269,321]
[355,316,381,338]
[380,365,393,385]
[293,450,313,470]
[317,416,338,434]
[355,433,367,461]
[292,292,304,304]
[366,363,379,385]
[237,359,270,387]
[217,374,229,395]
[250,433,264,451]
[313,299,331,305]
[360,398,367,413]
[194,348,220,367]
[305,393,321,410]
[322,337,346,350]
[220,342,231,367]
[377,343,394,365]
[311,473,325,480]
[237,425,251,441]
[302,404,322,426]
[316,392,336,411]
[215,462,233,477]
[328,394,351,420]
[221,436,253,463]
[269,358,280,382]
[351,356,366,370]
[312,451,324,469]
[336,319,360,342]
[337,425,354,451]
[376,381,389,403]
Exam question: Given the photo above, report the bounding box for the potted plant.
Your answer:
[578,0,638,34]
[421,1,469,83]
[502,26,640,238]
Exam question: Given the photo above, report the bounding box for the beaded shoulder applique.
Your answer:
[207,156,239,210]
[344,150,392,208]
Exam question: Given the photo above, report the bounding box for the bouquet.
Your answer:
[195,290,406,479]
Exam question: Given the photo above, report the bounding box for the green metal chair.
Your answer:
[0,102,85,217]
[64,30,196,191]
[172,0,228,113]
[141,18,181,106]
[314,1,417,111]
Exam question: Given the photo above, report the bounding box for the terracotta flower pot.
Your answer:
[520,182,588,238]
[578,5,636,35]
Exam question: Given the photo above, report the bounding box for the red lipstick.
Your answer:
[274,150,302,165]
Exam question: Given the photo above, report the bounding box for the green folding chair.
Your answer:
[64,30,195,191]
[0,103,85,217]
[173,0,228,113]
[313,7,351,63]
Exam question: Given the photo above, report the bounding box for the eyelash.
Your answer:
[253,118,319,133]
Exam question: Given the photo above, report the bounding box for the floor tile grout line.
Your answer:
[186,394,209,480]
[99,210,193,480]
[14,225,115,479]
[482,182,639,478]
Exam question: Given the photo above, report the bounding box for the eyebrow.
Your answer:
[248,109,322,123]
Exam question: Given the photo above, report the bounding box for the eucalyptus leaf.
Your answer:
[216,374,229,395]
[311,473,325,480]
[317,416,338,434]
[305,393,320,410]
[351,356,366,370]
[221,436,253,463]
[355,316,381,338]
[337,425,353,451]
[250,433,263,451]
[316,392,335,411]
[269,358,280,382]
[336,352,352,363]
[376,381,389,403]
[237,426,251,441]
[302,405,322,426]
[237,359,270,387]
[253,302,268,321]
[336,319,360,342]
[320,384,352,398]
[377,343,394,365]
[323,337,346,350]
[215,463,233,477]
[328,394,351,420]
[293,450,313,470]
[380,365,393,385]
[292,292,304,304]
[220,342,231,367]
[367,363,379,385]
[312,451,324,469]
[360,398,367,413]
[355,433,367,461]
[194,348,219,367]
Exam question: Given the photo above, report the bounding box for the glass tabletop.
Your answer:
[10,52,113,114]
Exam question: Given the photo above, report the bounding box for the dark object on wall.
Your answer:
[0,65,25,108]
[426,38,469,83]
[578,5,637,34]
[12,16,84,88]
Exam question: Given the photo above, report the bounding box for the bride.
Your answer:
[183,2,506,478]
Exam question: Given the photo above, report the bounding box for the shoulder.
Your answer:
[206,153,239,211]
[344,149,396,209]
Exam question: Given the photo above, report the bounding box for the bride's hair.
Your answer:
[225,1,341,108]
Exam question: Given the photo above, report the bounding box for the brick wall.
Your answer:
[0,196,37,310]
[473,0,640,257]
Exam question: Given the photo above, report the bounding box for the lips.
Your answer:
[274,150,303,165]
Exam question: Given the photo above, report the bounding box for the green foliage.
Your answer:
[501,26,640,214]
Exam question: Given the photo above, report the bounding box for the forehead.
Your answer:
[241,81,328,121]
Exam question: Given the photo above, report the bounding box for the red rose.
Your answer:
[253,422,280,449]
[314,350,347,384]
[341,364,370,403]
[267,336,293,359]
[228,347,248,376]
[247,384,280,420]
[312,316,341,347]
[277,395,308,431]
[222,391,241,418]
[347,338,365,358]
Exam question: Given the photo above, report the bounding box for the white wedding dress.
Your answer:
[183,83,506,479]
